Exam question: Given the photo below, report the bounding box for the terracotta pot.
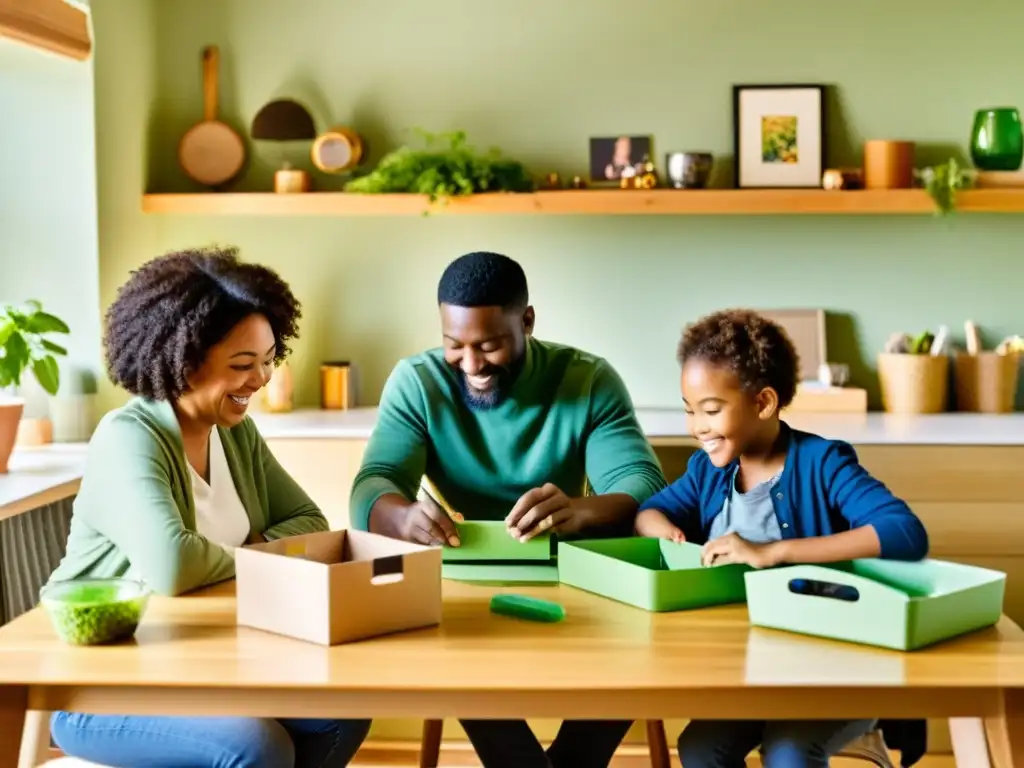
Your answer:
[863,140,914,189]
[0,399,25,473]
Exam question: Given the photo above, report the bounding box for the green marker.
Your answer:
[489,593,565,623]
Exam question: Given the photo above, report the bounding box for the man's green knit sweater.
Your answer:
[350,338,666,528]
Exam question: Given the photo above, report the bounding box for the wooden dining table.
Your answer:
[0,579,1023,767]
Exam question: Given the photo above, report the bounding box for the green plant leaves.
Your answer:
[25,311,70,334]
[0,332,29,388]
[31,356,60,395]
[0,301,70,395]
[916,156,976,215]
[41,339,68,356]
[344,129,534,202]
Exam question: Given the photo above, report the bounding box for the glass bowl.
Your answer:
[40,577,150,646]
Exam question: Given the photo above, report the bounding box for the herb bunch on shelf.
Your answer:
[344,129,535,202]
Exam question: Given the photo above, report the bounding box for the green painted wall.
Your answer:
[91,0,1024,413]
[0,36,101,412]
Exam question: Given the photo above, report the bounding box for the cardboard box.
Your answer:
[558,537,749,612]
[745,558,1006,651]
[235,529,442,645]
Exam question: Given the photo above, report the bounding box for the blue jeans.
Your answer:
[677,718,876,768]
[50,711,371,768]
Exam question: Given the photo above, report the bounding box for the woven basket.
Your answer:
[877,353,949,413]
[954,352,1020,413]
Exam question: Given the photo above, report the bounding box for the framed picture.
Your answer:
[732,84,825,188]
[589,135,652,183]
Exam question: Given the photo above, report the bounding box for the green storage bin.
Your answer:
[558,537,749,611]
[442,521,556,583]
[744,558,1007,651]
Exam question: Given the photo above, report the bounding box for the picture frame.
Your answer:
[588,135,653,184]
[732,84,826,189]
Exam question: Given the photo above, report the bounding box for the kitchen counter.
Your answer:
[249,407,1024,446]
[2,407,1019,524]
[0,443,87,521]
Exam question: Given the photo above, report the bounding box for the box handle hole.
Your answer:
[787,577,860,602]
[371,554,405,585]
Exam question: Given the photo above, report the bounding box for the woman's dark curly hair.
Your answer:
[104,247,302,401]
[677,309,800,409]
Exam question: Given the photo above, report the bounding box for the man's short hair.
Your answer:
[437,251,528,309]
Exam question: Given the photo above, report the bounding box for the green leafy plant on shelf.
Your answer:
[344,129,535,204]
[915,157,976,215]
[0,300,70,396]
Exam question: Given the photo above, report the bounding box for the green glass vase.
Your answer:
[970,108,1024,171]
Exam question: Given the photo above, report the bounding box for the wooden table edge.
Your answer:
[8,686,1024,766]
[0,687,1021,767]
[21,684,1016,720]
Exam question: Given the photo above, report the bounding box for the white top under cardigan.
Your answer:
[187,428,250,548]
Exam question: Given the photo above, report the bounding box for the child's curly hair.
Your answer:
[677,309,800,409]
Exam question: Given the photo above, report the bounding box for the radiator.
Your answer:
[0,497,74,624]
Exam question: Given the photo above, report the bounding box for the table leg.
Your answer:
[645,720,671,768]
[985,690,1024,768]
[950,718,992,768]
[18,710,52,768]
[0,686,28,768]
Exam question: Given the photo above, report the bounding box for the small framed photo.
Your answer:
[589,135,652,183]
[732,84,825,188]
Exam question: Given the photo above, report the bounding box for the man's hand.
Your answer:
[700,532,782,569]
[634,508,686,543]
[505,483,581,541]
[403,495,462,547]
[368,493,462,547]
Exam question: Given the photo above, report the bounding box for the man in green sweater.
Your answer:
[350,251,666,768]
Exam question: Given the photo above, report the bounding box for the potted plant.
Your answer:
[0,300,70,472]
[915,157,976,215]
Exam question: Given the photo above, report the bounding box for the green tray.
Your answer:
[744,558,1007,651]
[442,521,552,562]
[442,563,559,584]
[558,537,749,612]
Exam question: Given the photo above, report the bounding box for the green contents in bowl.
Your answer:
[40,578,150,646]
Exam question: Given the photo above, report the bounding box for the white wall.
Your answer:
[0,36,101,409]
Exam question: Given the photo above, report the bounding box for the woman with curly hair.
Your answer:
[46,247,370,767]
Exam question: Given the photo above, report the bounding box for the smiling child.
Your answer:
[635,308,929,767]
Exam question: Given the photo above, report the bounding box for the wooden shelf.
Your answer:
[140,188,1024,217]
[0,0,92,62]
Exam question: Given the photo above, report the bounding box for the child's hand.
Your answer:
[635,508,686,543]
[701,532,782,569]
